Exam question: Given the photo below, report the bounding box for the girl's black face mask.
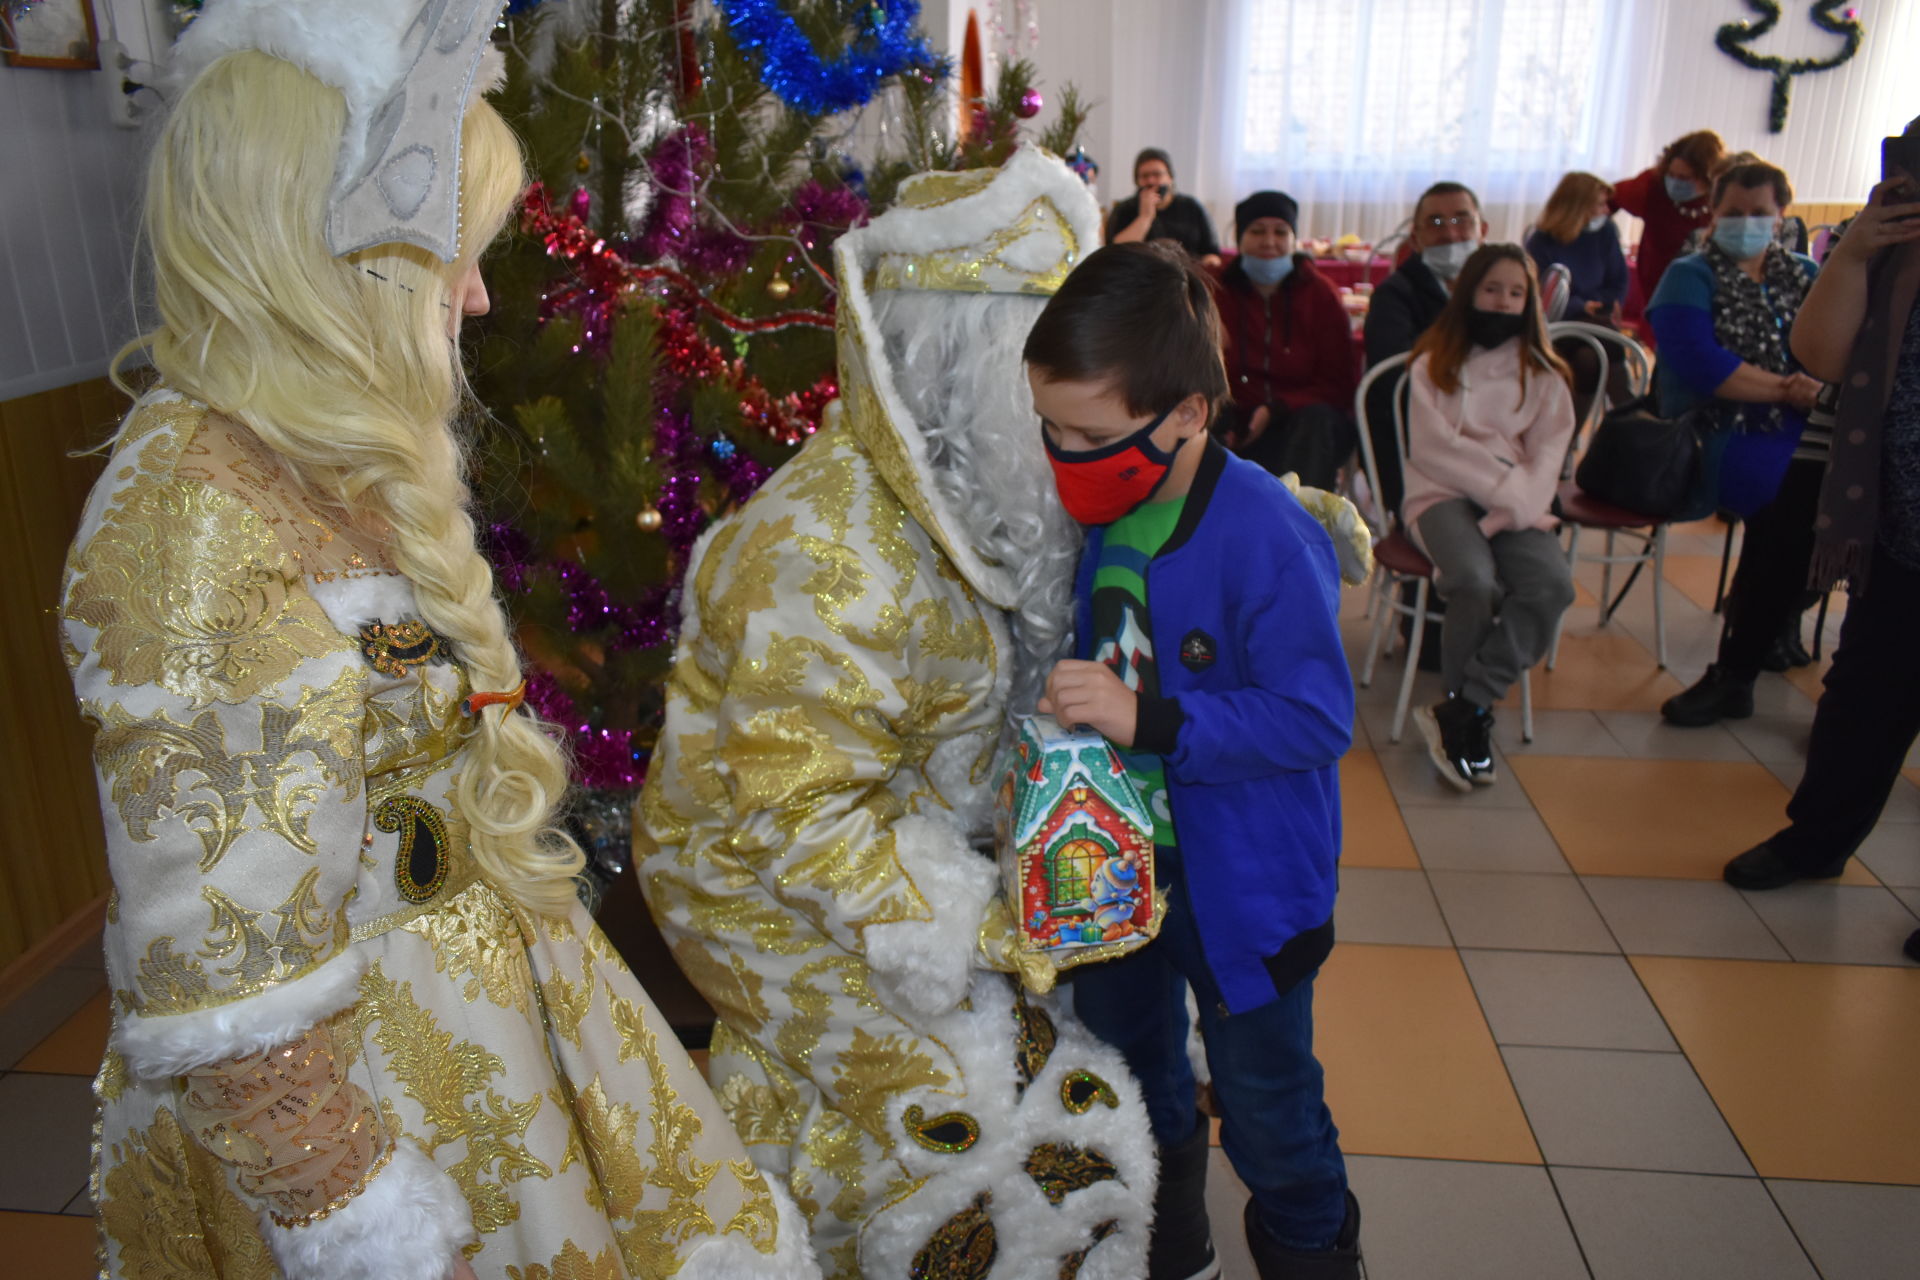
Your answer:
[1467,308,1529,349]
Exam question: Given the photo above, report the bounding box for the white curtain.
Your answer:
[1185,0,1674,247]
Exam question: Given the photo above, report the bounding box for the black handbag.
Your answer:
[1572,396,1704,520]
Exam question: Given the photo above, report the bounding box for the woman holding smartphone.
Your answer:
[1719,123,1920,961]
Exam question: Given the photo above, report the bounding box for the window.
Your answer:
[1046,834,1110,914]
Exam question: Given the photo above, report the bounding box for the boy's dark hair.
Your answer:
[1413,180,1481,223]
[1133,147,1175,182]
[1023,243,1229,420]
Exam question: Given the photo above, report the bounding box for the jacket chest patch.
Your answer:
[1179,630,1217,672]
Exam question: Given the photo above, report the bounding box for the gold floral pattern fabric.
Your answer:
[73,394,791,1279]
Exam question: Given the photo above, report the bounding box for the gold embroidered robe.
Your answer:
[63,393,814,1280]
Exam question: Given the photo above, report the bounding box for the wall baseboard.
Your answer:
[0,893,109,1013]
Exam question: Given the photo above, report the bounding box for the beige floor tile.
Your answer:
[1337,751,1419,869]
[0,1212,96,1280]
[1854,826,1920,888]
[1502,1045,1752,1175]
[1460,950,1676,1051]
[1400,807,1569,873]
[1767,1179,1920,1280]
[1582,877,1789,961]
[1316,944,1540,1165]
[1343,1156,1588,1280]
[1491,708,1626,757]
[15,992,110,1076]
[1723,716,1815,765]
[1737,885,1920,967]
[1426,871,1617,953]
[1333,868,1450,947]
[1510,756,1879,884]
[1633,957,1920,1184]
[1376,741,1534,810]
[0,1076,94,1213]
[1595,710,1753,761]
[1552,1167,1818,1280]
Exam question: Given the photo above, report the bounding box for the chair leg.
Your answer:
[1360,569,1392,689]
[1652,525,1669,669]
[1600,529,1617,616]
[1812,589,1831,661]
[1390,578,1431,743]
[1714,520,1736,613]
[1521,669,1534,743]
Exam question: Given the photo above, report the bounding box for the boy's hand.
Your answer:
[1039,660,1138,748]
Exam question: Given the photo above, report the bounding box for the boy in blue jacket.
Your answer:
[1026,243,1360,1280]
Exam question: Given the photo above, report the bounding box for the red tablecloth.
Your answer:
[1313,257,1396,289]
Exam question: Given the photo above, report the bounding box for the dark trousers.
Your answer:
[1071,848,1349,1253]
[1718,459,1825,680]
[1773,549,1920,871]
[1240,401,1357,492]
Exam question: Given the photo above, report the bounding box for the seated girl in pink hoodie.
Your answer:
[1403,244,1577,791]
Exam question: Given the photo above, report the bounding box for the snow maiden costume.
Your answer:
[64,4,812,1278]
[637,146,1158,1279]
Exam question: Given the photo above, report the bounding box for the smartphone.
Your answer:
[1880,135,1920,207]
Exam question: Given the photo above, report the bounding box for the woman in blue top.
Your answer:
[1649,157,1827,727]
[1526,171,1629,324]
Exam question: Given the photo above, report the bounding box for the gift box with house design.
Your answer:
[994,715,1162,972]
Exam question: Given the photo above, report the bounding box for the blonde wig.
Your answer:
[1536,171,1612,245]
[120,50,584,914]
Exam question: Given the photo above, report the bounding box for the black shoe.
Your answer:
[1905,929,1920,964]
[1415,696,1490,793]
[1723,840,1850,890]
[1661,664,1756,727]
[1760,627,1815,672]
[1467,706,1498,787]
[1244,1192,1362,1280]
[1147,1117,1220,1280]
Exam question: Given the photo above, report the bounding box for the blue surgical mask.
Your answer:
[1422,238,1480,279]
[1713,215,1777,260]
[1241,253,1295,287]
[1665,175,1702,206]
[1585,214,1609,234]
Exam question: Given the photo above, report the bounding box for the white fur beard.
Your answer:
[868,290,1082,721]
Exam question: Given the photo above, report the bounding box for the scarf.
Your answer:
[1809,241,1920,593]
[1704,241,1815,433]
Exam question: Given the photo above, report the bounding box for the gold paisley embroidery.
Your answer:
[901,1105,980,1154]
[1023,1143,1120,1205]
[1058,1220,1120,1280]
[64,476,348,706]
[376,795,452,904]
[98,1105,276,1280]
[87,665,365,871]
[910,1191,997,1280]
[1012,988,1057,1094]
[505,1240,627,1280]
[1060,1070,1120,1115]
[401,876,534,1012]
[358,961,550,1235]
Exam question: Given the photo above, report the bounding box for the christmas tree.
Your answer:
[468,0,1087,831]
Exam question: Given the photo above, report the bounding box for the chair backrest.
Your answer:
[1353,352,1413,531]
[1540,262,1574,322]
[1550,320,1654,403]
[1810,222,1842,263]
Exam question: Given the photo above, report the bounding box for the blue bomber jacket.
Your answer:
[1074,442,1354,1014]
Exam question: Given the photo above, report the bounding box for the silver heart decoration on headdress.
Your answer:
[164,0,509,262]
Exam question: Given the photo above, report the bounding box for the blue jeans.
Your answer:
[1071,848,1349,1252]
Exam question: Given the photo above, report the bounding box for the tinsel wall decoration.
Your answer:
[717,0,940,115]
[1715,1,1865,133]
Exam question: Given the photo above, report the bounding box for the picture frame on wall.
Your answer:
[2,0,101,71]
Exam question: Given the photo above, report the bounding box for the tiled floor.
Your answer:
[3,520,1916,1278]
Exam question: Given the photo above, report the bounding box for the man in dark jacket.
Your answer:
[1106,147,1221,263]
[1362,180,1487,513]
[1214,189,1360,489]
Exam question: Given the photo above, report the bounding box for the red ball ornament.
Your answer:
[1016,87,1043,119]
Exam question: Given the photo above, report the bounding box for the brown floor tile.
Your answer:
[1633,956,1920,1185]
[1316,944,1540,1166]
[1338,751,1419,869]
[1510,756,1879,884]
[16,992,110,1076]
[0,1212,95,1280]
[1498,630,1685,713]
[1659,553,1734,613]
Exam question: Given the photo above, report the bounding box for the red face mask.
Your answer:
[1044,407,1186,525]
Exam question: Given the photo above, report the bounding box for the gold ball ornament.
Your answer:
[766,273,793,301]
[635,506,663,532]
[575,152,592,173]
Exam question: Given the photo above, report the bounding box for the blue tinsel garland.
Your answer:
[719,0,938,116]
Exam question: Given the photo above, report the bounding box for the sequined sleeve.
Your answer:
[176,1026,393,1227]
[60,400,371,1076]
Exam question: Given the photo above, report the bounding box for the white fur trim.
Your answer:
[677,1177,823,1280]
[114,949,368,1079]
[834,145,1100,611]
[305,573,420,637]
[858,973,1157,1280]
[863,816,998,1020]
[264,1139,475,1280]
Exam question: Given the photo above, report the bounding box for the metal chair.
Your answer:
[1352,355,1534,743]
[1544,322,1669,669]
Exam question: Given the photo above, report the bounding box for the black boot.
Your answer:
[1244,1192,1362,1280]
[1147,1117,1219,1280]
[1723,840,1850,890]
[1904,929,1920,964]
[1661,663,1756,727]
[1414,696,1492,793]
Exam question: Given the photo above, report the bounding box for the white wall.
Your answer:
[0,0,168,400]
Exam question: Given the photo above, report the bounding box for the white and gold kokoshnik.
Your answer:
[62,392,815,1280]
[638,147,1159,1280]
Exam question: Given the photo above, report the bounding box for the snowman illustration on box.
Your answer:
[998,715,1163,965]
